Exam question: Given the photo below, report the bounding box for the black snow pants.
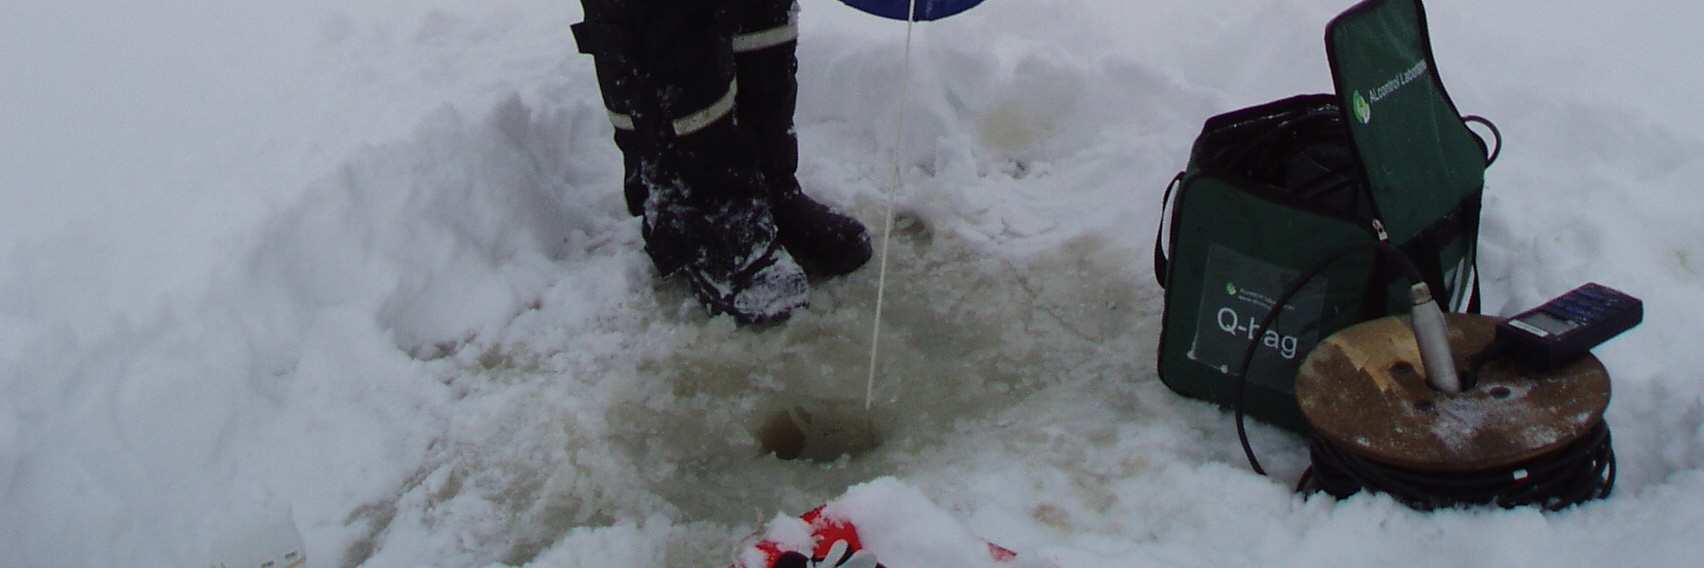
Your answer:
[572,0,801,217]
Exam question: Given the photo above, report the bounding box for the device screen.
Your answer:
[1511,311,1580,337]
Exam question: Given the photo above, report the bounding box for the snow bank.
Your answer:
[2,1,1701,567]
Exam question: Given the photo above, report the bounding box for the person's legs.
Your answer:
[732,1,873,277]
[575,0,807,323]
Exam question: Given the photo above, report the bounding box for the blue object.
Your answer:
[838,0,986,22]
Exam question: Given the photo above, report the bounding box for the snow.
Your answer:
[2,0,1702,566]
[823,479,1023,568]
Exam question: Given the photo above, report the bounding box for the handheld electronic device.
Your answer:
[1496,283,1642,370]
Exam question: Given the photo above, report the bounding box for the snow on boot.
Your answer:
[734,2,873,277]
[642,167,808,324]
[575,1,809,323]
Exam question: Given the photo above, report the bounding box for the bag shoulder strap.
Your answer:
[1153,172,1184,287]
[1463,114,1503,167]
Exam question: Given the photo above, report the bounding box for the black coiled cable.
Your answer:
[1299,422,1615,511]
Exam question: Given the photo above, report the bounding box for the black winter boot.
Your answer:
[640,119,809,324]
[734,1,873,278]
[575,1,807,323]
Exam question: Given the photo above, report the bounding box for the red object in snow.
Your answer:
[748,508,862,566]
[734,507,1020,568]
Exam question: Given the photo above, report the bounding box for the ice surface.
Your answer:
[2,1,1702,567]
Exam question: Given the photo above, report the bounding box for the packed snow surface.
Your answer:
[3,1,1702,566]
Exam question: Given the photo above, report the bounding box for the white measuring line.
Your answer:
[864,0,922,412]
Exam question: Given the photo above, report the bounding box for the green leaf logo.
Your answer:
[1353,91,1372,124]
[1226,282,1239,296]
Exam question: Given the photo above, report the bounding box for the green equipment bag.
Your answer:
[1153,0,1501,432]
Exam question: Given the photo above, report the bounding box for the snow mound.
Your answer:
[244,94,604,353]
